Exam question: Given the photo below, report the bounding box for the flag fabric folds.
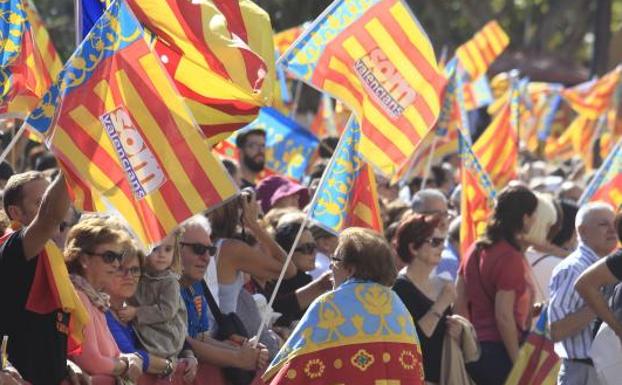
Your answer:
[274,24,306,55]
[455,20,509,81]
[579,139,622,208]
[459,130,496,257]
[280,0,447,176]
[262,280,424,385]
[240,107,319,181]
[473,98,518,189]
[25,0,238,246]
[25,239,89,353]
[562,66,622,120]
[309,118,383,233]
[504,308,560,385]
[0,0,62,118]
[126,0,275,144]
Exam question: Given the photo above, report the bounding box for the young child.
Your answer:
[117,229,188,361]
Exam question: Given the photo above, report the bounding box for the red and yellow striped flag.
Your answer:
[280,0,447,176]
[127,0,275,144]
[544,115,597,166]
[0,0,62,118]
[345,163,384,232]
[459,131,496,257]
[562,67,621,120]
[274,24,305,55]
[26,0,238,246]
[455,20,510,81]
[473,102,518,189]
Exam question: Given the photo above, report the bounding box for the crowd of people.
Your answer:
[0,126,621,385]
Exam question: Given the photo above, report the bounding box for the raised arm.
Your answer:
[23,173,70,259]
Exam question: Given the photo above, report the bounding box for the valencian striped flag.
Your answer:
[473,90,519,189]
[455,20,509,81]
[279,0,447,176]
[79,0,113,39]
[460,130,496,257]
[0,0,62,118]
[579,139,622,208]
[504,308,560,385]
[25,0,238,246]
[239,107,319,181]
[309,117,383,233]
[126,0,275,144]
[562,66,622,120]
[274,24,306,55]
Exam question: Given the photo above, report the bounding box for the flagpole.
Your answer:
[74,0,81,47]
[253,117,353,345]
[290,80,303,118]
[420,135,438,191]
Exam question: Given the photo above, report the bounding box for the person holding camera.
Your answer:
[206,188,297,315]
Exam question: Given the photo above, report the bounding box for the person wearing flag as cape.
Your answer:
[262,227,424,385]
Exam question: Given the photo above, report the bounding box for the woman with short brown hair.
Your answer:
[65,217,144,384]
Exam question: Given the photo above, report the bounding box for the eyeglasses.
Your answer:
[83,250,125,264]
[180,242,217,257]
[244,142,265,151]
[295,243,317,254]
[330,255,343,263]
[117,266,141,279]
[423,237,445,248]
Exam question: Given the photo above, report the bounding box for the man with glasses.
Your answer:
[236,128,266,189]
[0,171,89,385]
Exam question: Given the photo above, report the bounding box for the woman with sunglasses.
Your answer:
[206,189,296,316]
[392,213,462,385]
[104,240,199,385]
[263,227,425,385]
[65,217,144,384]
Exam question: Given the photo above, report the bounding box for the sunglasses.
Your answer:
[117,266,141,279]
[295,243,317,254]
[424,237,445,248]
[84,250,125,264]
[180,242,217,257]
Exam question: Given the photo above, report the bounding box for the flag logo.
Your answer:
[100,106,166,199]
[354,47,417,119]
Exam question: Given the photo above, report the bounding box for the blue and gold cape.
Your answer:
[262,280,424,385]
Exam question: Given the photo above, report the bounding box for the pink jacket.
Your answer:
[70,291,120,375]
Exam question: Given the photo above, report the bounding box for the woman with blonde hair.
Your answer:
[116,227,191,378]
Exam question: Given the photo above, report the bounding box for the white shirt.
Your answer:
[525,248,563,304]
[309,252,331,280]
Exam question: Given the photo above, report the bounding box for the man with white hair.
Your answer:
[548,202,618,385]
[411,188,450,232]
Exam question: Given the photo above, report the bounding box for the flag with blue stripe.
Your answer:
[239,107,318,181]
[79,0,112,39]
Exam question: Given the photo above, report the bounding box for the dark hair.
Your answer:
[207,200,240,239]
[335,227,397,286]
[394,213,440,264]
[430,165,449,189]
[318,136,339,159]
[235,129,265,148]
[0,161,14,181]
[616,209,622,243]
[3,171,46,220]
[551,200,578,247]
[34,152,57,172]
[274,218,305,251]
[480,185,537,250]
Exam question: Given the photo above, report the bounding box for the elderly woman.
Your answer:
[65,217,144,384]
[262,227,425,385]
[103,239,199,384]
[392,213,463,385]
[178,215,268,383]
[455,185,539,385]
